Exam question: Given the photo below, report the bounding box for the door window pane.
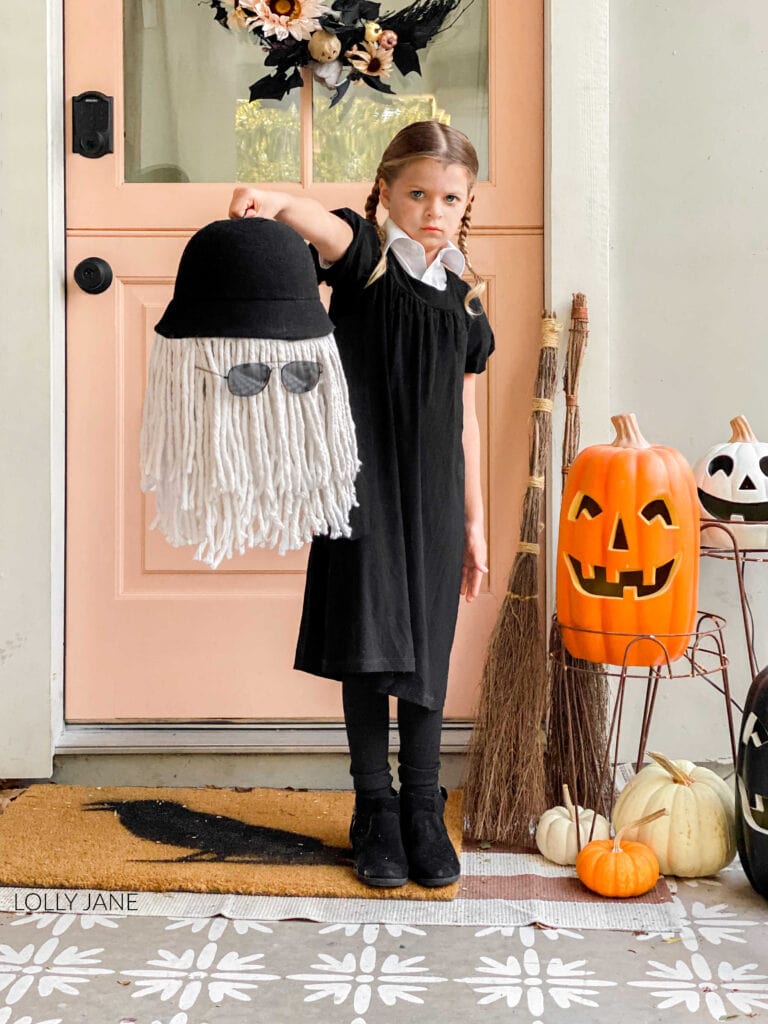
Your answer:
[123,0,301,182]
[123,0,487,184]
[312,0,488,182]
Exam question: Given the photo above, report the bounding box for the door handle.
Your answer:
[74,257,113,294]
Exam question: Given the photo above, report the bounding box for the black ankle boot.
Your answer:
[349,790,409,888]
[400,786,460,887]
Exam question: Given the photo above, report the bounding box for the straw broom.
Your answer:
[561,294,589,487]
[545,293,611,813]
[463,311,562,845]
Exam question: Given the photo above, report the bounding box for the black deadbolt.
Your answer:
[72,91,114,158]
[74,257,113,294]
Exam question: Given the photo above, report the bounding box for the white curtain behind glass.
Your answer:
[124,0,287,182]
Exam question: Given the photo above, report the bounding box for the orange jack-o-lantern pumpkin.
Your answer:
[556,413,700,666]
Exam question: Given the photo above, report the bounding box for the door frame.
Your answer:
[0,0,609,776]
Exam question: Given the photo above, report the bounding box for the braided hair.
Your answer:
[363,121,486,314]
[364,176,389,288]
[457,199,486,310]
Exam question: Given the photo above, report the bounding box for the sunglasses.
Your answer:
[195,360,323,397]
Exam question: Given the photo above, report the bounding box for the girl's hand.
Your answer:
[229,186,285,221]
[461,522,488,602]
[228,189,353,262]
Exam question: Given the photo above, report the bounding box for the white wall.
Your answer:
[609,0,768,760]
[0,1,64,776]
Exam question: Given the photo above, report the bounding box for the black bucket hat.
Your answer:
[154,217,333,340]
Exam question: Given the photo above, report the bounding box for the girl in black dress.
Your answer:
[230,121,495,888]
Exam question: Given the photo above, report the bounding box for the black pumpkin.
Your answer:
[736,666,768,898]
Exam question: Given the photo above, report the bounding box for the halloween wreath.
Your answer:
[207,0,474,107]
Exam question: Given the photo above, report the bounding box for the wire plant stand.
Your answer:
[699,518,768,680]
[551,612,737,842]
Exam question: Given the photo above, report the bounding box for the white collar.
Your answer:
[383,218,466,278]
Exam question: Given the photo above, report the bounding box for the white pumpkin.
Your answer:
[693,415,768,549]
[308,29,341,63]
[612,752,736,877]
[535,785,610,865]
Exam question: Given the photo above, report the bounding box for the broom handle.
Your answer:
[561,293,589,488]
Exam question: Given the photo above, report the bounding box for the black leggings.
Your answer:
[342,679,443,797]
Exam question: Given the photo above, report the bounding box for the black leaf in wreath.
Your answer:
[329,78,352,108]
[381,0,465,51]
[249,67,304,102]
[361,74,394,94]
[264,34,309,66]
[392,40,421,77]
[332,0,382,23]
[263,40,305,69]
[209,0,230,28]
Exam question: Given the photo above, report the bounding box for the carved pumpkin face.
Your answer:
[694,415,768,549]
[736,666,768,900]
[556,414,700,666]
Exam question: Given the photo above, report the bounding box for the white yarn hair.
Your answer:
[140,334,361,568]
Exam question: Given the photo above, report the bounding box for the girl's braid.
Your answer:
[364,176,386,248]
[458,200,486,312]
[364,173,388,288]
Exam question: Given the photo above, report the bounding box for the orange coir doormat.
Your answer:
[0,784,462,900]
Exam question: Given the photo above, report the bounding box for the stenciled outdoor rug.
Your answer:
[0,784,682,931]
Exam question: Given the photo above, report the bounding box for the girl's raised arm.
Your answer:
[229,187,353,265]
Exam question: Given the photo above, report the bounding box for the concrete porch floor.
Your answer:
[0,860,766,1023]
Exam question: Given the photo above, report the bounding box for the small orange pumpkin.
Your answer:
[575,809,668,897]
[556,413,700,666]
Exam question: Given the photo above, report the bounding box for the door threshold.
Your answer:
[56,722,474,755]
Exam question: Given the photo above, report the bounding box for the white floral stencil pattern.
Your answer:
[629,952,768,1018]
[318,924,426,943]
[288,944,446,1022]
[0,1010,62,1024]
[120,941,279,1010]
[0,937,113,1005]
[148,1015,200,1024]
[163,918,272,940]
[455,949,616,1022]
[9,914,121,936]
[474,926,584,946]
[636,897,760,952]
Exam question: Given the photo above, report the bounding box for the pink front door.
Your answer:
[64,0,544,722]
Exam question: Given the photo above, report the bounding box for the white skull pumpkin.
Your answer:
[364,20,382,43]
[693,415,768,549]
[308,29,341,63]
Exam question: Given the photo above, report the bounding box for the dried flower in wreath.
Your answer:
[345,40,395,78]
[206,0,475,107]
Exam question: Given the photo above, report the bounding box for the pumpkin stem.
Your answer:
[610,413,652,450]
[648,751,694,786]
[612,808,668,853]
[728,415,758,443]
[562,784,575,818]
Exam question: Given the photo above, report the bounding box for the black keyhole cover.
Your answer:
[74,257,113,294]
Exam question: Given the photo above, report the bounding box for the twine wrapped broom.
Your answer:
[463,311,563,845]
[546,293,611,812]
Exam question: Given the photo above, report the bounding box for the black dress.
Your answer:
[293,209,495,710]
